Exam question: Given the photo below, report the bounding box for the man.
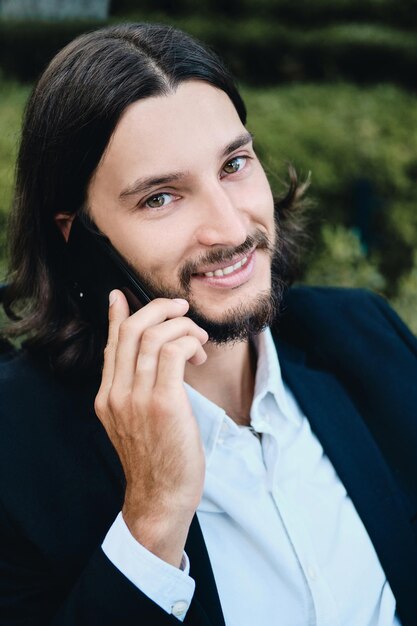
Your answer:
[1,23,416,626]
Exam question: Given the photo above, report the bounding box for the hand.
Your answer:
[94,290,209,567]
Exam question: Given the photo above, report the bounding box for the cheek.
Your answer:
[121,221,192,281]
[244,173,274,223]
[257,168,275,203]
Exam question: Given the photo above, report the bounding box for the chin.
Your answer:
[185,287,279,345]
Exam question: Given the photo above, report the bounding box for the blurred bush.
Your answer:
[392,252,417,334]
[0,15,416,87]
[0,20,104,81]
[301,224,386,292]
[0,77,30,279]
[244,83,417,295]
[111,0,417,29]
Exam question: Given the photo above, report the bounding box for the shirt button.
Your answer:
[171,600,189,617]
[307,565,317,581]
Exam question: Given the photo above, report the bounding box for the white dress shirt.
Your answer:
[103,328,401,625]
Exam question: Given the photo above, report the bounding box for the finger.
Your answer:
[133,317,209,393]
[100,289,130,393]
[111,298,190,392]
[153,336,207,395]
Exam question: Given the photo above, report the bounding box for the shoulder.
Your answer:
[0,348,84,417]
[277,285,417,364]
[280,286,414,343]
[0,347,98,406]
[0,348,98,478]
[0,346,51,390]
[278,285,378,339]
[282,285,385,320]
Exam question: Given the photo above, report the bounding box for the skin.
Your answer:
[56,80,276,567]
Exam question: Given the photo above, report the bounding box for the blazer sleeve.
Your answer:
[0,351,213,626]
[51,549,209,626]
[0,499,210,626]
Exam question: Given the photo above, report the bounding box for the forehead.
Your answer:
[95,80,246,187]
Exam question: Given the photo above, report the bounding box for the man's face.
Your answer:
[87,80,278,342]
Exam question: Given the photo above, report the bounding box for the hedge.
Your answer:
[111,0,417,31]
[0,19,104,81]
[0,17,416,87]
[242,82,417,292]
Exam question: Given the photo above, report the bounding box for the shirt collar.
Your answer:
[185,327,297,463]
[251,327,292,420]
[184,383,228,464]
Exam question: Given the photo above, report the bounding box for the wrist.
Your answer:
[122,505,194,568]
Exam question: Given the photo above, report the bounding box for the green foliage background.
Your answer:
[0,79,30,281]
[0,0,416,331]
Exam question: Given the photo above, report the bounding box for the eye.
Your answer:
[144,192,174,209]
[222,156,247,176]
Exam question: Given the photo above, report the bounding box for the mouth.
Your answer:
[192,249,256,289]
[195,250,253,277]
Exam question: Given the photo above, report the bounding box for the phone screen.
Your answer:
[66,214,153,328]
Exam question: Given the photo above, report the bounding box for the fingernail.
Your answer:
[109,291,117,306]
[173,298,188,305]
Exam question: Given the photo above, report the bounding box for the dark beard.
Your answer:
[129,222,286,344]
[183,282,282,345]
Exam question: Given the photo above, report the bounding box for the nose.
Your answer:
[195,180,248,248]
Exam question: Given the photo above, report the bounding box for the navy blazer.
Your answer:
[0,287,416,625]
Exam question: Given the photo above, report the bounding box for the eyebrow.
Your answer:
[221,131,254,159]
[118,130,254,200]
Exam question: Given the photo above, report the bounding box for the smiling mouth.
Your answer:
[196,254,250,278]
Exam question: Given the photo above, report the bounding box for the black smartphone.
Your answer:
[66,214,153,329]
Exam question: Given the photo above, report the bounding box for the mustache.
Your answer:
[179,230,274,291]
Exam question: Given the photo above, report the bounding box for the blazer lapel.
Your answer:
[186,516,226,626]
[277,338,417,624]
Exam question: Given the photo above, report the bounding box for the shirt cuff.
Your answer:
[102,512,195,621]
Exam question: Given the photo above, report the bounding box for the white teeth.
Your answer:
[203,255,249,277]
[234,256,247,270]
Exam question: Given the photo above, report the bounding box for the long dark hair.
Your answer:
[2,23,307,378]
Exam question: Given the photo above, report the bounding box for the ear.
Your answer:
[54,213,76,243]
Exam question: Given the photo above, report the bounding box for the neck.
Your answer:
[184,338,257,426]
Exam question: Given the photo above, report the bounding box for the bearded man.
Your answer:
[1,23,417,626]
